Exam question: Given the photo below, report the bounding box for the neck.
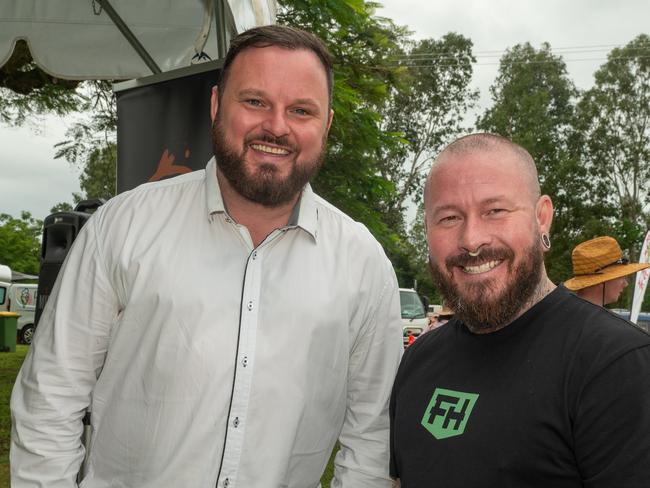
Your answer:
[577,284,605,306]
[471,274,556,335]
[217,170,300,248]
[515,275,557,320]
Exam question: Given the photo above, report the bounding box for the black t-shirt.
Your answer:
[390,286,650,488]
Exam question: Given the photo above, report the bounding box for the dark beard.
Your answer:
[428,239,545,333]
[211,119,326,207]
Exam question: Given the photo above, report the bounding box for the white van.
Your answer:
[0,265,38,344]
[399,288,428,347]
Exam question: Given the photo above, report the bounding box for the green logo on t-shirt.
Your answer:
[421,388,479,440]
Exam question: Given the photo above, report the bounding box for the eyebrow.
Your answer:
[430,197,513,215]
[430,204,460,215]
[237,89,266,99]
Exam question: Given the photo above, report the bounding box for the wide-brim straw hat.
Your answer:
[564,236,650,291]
[437,305,454,318]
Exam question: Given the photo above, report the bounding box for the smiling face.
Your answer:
[210,45,333,207]
[425,142,553,331]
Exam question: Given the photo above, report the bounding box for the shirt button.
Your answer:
[242,356,248,367]
[225,217,232,223]
[233,417,240,428]
[247,301,253,311]
[223,478,230,487]
[252,251,258,260]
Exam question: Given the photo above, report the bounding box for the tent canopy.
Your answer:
[0,0,276,80]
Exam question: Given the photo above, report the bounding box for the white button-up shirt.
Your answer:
[11,158,403,488]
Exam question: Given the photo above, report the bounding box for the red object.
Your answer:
[407,334,416,346]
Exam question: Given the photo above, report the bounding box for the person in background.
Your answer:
[11,25,403,488]
[424,304,454,333]
[564,235,649,306]
[390,133,650,487]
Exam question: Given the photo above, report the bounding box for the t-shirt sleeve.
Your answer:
[573,344,650,487]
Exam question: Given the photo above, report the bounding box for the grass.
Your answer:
[321,445,337,486]
[0,347,339,487]
[0,345,28,488]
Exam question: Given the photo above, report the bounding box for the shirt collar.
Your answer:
[205,157,226,215]
[204,157,319,241]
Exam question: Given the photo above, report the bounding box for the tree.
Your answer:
[0,40,81,126]
[576,34,650,262]
[380,33,478,220]
[477,42,613,283]
[3,1,428,289]
[277,0,423,282]
[0,212,42,275]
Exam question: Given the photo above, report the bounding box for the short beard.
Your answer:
[211,119,326,207]
[428,238,545,333]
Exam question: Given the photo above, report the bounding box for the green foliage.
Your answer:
[50,202,74,214]
[277,0,408,255]
[0,345,28,486]
[575,34,650,263]
[54,81,117,168]
[75,143,118,202]
[477,42,614,284]
[380,33,478,214]
[0,213,42,275]
[0,40,81,126]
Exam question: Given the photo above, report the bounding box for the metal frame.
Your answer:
[97,0,162,74]
[113,58,223,93]
[99,0,236,76]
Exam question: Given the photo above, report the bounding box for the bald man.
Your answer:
[389,133,650,487]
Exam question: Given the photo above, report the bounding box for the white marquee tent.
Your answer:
[0,0,276,79]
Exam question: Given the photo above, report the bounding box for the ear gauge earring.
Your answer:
[541,233,551,250]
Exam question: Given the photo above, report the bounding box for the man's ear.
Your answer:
[326,109,334,133]
[210,86,219,122]
[536,194,554,236]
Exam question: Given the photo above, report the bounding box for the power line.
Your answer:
[387,42,649,65]
[386,55,650,68]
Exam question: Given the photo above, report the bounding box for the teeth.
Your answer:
[462,260,501,274]
[250,144,289,155]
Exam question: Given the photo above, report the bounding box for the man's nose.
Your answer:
[459,216,491,254]
[261,107,290,138]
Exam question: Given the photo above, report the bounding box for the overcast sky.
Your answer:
[1,0,649,221]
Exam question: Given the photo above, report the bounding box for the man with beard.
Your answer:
[389,133,650,487]
[11,26,402,488]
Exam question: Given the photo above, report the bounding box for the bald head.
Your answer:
[424,133,541,210]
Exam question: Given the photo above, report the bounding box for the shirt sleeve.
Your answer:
[10,215,119,487]
[331,258,403,488]
[574,344,650,488]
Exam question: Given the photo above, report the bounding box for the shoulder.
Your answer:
[553,287,650,348]
[548,287,650,384]
[100,170,205,215]
[91,170,206,229]
[311,192,388,258]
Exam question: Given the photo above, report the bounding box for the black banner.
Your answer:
[115,60,222,193]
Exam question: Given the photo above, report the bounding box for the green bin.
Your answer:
[0,312,19,352]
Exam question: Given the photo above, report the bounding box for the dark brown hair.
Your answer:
[218,25,334,107]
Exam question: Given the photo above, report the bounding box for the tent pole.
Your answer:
[98,0,162,74]
[213,0,228,59]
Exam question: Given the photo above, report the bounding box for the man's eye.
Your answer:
[246,99,262,107]
[293,108,309,116]
[487,208,506,216]
[439,215,459,224]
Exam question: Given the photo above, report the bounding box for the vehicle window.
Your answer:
[0,286,5,305]
[399,291,426,319]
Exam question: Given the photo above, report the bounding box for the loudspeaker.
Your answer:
[34,200,105,327]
